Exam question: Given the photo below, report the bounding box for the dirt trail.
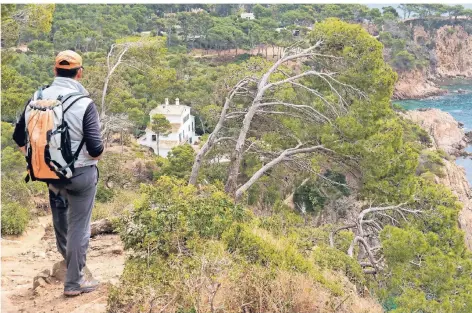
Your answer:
[1,215,125,313]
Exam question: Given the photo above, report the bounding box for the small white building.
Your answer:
[241,12,255,20]
[138,98,197,157]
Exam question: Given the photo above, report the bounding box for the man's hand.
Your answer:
[91,148,104,160]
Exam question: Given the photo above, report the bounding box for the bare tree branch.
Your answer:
[257,101,333,124]
[101,43,130,119]
[329,224,357,248]
[235,144,329,200]
[189,78,250,185]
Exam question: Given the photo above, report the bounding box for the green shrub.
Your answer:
[446,27,456,35]
[392,103,406,113]
[293,170,350,214]
[92,189,136,222]
[392,50,417,71]
[311,245,365,284]
[117,176,247,257]
[158,144,195,180]
[1,122,16,150]
[235,53,251,63]
[259,202,305,236]
[1,202,30,235]
[417,150,446,178]
[95,182,115,203]
[222,223,341,294]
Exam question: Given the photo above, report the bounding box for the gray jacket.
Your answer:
[13,77,103,168]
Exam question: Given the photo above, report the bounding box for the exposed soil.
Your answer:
[1,215,125,313]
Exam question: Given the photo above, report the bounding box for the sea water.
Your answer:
[395,79,472,183]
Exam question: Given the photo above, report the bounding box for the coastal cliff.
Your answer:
[435,25,472,78]
[404,109,472,250]
[393,24,472,100]
[393,69,445,100]
[405,108,467,155]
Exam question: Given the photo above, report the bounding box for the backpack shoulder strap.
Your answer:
[62,94,91,160]
[58,92,82,103]
[62,94,91,114]
[73,138,86,160]
[34,85,50,101]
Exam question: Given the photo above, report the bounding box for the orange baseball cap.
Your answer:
[55,50,83,70]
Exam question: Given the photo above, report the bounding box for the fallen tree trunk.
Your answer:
[90,219,114,237]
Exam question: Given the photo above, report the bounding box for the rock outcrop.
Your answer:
[393,69,446,99]
[393,25,472,100]
[435,25,472,78]
[405,109,467,155]
[404,109,472,250]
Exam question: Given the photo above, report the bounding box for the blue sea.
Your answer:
[395,79,472,183]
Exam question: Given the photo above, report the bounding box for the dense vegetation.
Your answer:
[2,4,472,312]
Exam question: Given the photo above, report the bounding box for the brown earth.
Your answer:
[1,215,125,313]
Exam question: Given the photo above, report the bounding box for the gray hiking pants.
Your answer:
[49,165,98,291]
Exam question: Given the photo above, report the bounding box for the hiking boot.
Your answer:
[63,279,100,297]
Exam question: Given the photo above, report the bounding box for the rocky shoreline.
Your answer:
[393,24,472,100]
[393,70,446,100]
[403,108,472,250]
[394,76,472,100]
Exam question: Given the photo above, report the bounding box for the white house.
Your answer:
[138,98,197,157]
[240,12,255,20]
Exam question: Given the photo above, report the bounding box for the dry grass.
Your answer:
[111,252,382,313]
[92,189,136,222]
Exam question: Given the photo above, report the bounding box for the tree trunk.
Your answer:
[283,177,310,208]
[189,79,249,186]
[101,73,111,119]
[199,117,206,134]
[101,44,129,120]
[224,55,291,195]
[224,105,259,195]
[234,146,323,200]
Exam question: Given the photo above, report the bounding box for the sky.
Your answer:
[367,3,472,12]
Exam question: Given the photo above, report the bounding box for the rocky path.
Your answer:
[1,215,125,313]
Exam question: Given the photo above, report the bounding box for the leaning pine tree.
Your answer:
[189,18,397,200]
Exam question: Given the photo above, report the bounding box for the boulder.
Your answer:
[91,218,114,237]
[404,108,467,155]
[52,260,94,282]
[33,269,51,290]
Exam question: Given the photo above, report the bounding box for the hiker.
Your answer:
[12,50,104,296]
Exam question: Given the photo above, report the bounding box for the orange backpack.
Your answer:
[24,86,89,183]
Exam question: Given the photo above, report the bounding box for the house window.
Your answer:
[151,135,157,141]
[179,133,182,142]
[188,125,190,132]
[183,130,185,138]
[192,122,194,132]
